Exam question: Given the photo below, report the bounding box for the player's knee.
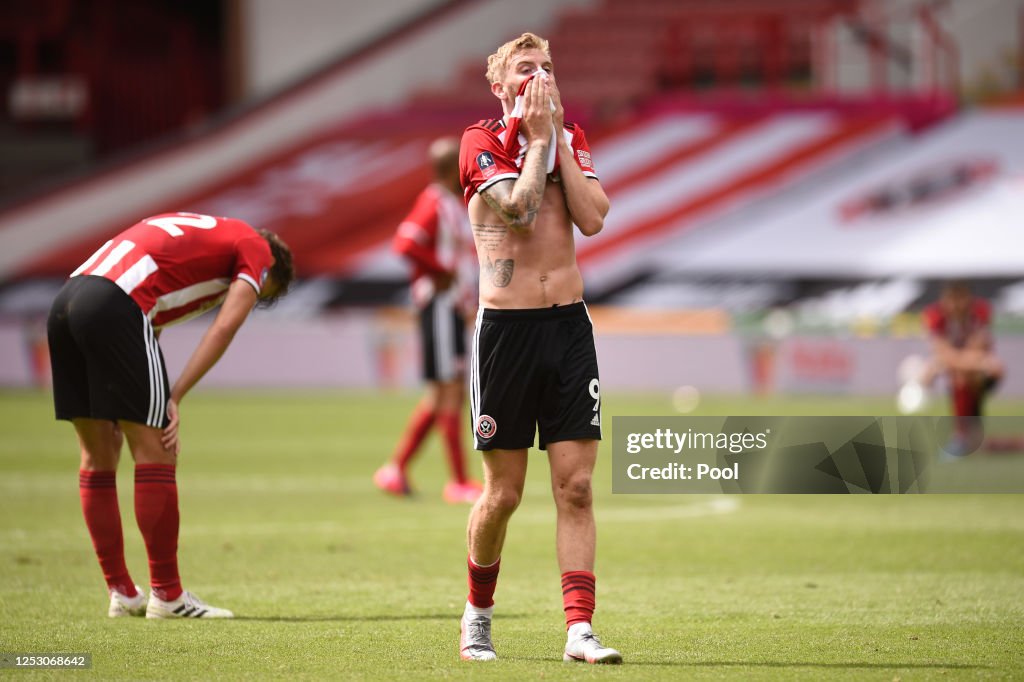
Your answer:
[121,423,175,465]
[436,382,462,411]
[79,448,117,471]
[131,442,175,465]
[482,486,521,516]
[555,475,592,511]
[438,394,461,413]
[74,423,120,470]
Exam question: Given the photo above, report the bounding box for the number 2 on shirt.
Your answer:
[145,213,218,237]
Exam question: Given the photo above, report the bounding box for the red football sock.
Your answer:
[467,556,500,608]
[952,382,982,439]
[562,570,596,629]
[134,464,181,601]
[393,405,435,471]
[79,470,136,597]
[952,382,979,418]
[437,411,468,484]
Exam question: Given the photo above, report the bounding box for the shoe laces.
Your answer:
[182,591,207,608]
[579,632,605,648]
[465,617,492,648]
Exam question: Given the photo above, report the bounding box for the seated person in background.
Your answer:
[922,280,1004,452]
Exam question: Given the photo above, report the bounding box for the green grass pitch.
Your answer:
[1,389,1023,680]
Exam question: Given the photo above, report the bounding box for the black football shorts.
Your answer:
[47,275,170,428]
[419,290,466,382]
[470,301,602,451]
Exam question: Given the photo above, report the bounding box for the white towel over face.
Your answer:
[503,69,558,173]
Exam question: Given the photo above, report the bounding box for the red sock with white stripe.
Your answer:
[437,411,468,484]
[134,464,182,601]
[393,405,435,472]
[562,570,596,629]
[467,555,500,608]
[79,470,137,597]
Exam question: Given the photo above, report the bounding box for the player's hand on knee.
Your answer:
[982,354,1005,378]
[162,399,181,456]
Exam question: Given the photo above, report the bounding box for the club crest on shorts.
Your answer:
[476,414,497,441]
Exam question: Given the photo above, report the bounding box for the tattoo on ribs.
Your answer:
[472,223,507,251]
[483,257,515,288]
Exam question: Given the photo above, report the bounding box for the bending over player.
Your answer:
[47,213,293,618]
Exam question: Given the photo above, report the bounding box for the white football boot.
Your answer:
[459,603,497,661]
[108,584,147,618]
[146,590,234,619]
[563,623,622,664]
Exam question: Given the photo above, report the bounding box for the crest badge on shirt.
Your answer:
[476,151,497,179]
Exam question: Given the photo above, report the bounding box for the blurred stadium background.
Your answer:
[2,2,1024,678]
[0,0,1022,401]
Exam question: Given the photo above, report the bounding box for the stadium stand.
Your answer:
[0,0,574,283]
[0,1,225,193]
[608,109,1024,307]
[0,0,948,295]
[1,0,1022,396]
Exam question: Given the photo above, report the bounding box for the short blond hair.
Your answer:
[486,32,551,84]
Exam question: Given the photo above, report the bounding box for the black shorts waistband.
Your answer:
[481,301,589,322]
[69,275,142,310]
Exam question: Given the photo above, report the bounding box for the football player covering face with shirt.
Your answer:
[465,53,606,308]
[456,33,620,664]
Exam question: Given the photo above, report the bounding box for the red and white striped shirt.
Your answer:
[923,298,992,348]
[459,118,597,203]
[71,213,272,329]
[392,184,477,311]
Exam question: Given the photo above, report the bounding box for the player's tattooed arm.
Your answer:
[482,256,515,288]
[480,140,549,232]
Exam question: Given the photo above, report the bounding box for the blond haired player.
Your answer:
[456,33,621,664]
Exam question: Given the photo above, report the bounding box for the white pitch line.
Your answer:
[594,496,741,523]
[0,498,741,545]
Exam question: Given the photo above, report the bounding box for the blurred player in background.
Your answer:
[922,280,1004,451]
[456,33,621,664]
[47,213,293,619]
[374,138,483,504]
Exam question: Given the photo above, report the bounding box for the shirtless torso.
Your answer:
[459,47,608,310]
[469,181,583,309]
